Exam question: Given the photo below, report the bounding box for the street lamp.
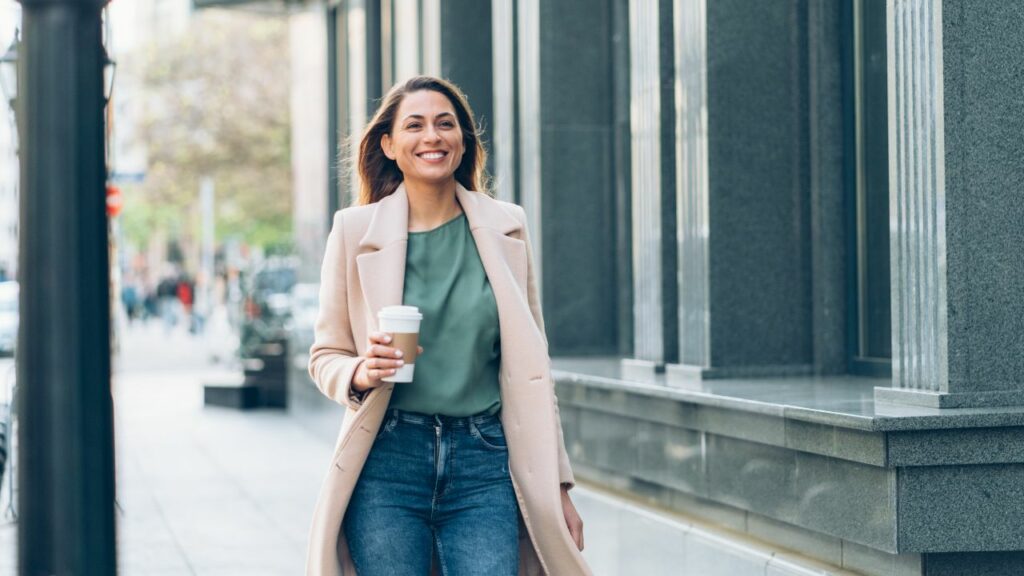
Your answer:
[0,31,117,111]
[101,42,116,105]
[0,31,18,111]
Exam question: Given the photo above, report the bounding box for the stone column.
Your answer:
[672,0,710,371]
[341,0,382,198]
[668,0,844,384]
[625,0,679,376]
[491,0,516,204]
[439,0,493,179]
[875,0,1024,408]
[421,0,440,77]
[517,0,624,357]
[290,10,328,281]
[517,0,542,279]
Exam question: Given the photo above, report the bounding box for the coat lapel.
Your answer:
[456,184,527,305]
[356,185,409,326]
[354,182,529,336]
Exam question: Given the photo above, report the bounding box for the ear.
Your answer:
[381,134,395,160]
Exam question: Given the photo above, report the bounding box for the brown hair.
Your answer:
[355,76,489,205]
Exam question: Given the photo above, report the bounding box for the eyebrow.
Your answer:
[401,112,456,122]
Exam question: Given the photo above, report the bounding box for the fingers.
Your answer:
[369,332,424,355]
[360,333,423,389]
[366,344,404,360]
[360,334,409,387]
[364,354,404,373]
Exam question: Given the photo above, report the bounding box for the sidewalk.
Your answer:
[1,322,332,575]
[0,321,857,575]
[116,322,334,574]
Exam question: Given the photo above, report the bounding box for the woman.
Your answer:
[306,75,591,576]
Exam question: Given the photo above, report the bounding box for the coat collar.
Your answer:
[355,182,526,329]
[358,182,521,250]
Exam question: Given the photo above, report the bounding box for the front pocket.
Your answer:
[470,419,508,450]
[374,413,398,440]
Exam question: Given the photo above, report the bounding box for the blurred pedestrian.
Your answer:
[157,276,178,333]
[142,283,158,323]
[177,275,195,333]
[307,76,589,576]
[121,281,139,323]
[191,273,209,336]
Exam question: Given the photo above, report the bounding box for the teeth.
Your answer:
[420,152,445,160]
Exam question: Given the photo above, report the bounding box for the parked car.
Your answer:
[286,282,320,390]
[0,281,18,356]
[238,257,297,359]
[288,282,320,336]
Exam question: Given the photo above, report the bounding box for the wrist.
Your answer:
[352,359,370,392]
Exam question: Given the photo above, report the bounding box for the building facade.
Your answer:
[276,1,1024,574]
[0,3,21,282]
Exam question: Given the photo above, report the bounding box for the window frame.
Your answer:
[846,0,892,378]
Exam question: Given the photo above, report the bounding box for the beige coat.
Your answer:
[306,184,592,576]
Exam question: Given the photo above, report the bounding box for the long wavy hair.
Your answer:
[355,76,489,205]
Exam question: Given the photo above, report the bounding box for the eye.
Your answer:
[406,122,422,130]
[439,120,456,129]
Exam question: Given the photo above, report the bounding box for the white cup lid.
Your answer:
[378,305,423,320]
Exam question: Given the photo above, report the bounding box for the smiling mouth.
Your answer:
[417,151,448,160]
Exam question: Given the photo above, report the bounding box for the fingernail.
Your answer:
[396,360,404,366]
[395,350,403,358]
[384,335,392,343]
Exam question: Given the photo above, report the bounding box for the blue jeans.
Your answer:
[343,409,520,576]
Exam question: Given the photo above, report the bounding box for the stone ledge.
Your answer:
[552,357,1024,432]
[556,378,887,467]
[556,366,1024,557]
[875,386,1024,409]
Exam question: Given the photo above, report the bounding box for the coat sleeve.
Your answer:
[516,205,577,490]
[308,210,368,410]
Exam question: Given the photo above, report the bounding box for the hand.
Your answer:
[352,331,423,393]
[561,486,584,551]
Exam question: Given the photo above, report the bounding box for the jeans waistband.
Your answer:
[386,408,501,428]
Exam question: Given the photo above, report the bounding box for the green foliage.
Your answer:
[122,9,292,253]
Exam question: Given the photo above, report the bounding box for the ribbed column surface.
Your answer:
[674,0,710,367]
[630,0,664,364]
[887,0,949,393]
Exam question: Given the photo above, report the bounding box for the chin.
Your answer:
[409,172,458,186]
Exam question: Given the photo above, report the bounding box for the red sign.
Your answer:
[106,184,122,217]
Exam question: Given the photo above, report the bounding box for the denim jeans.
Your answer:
[343,408,520,576]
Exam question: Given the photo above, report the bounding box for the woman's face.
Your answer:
[381,90,466,187]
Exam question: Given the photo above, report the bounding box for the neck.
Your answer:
[405,178,462,232]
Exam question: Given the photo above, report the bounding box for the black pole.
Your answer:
[365,0,383,109]
[16,0,117,574]
[326,4,340,218]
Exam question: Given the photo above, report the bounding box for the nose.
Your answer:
[422,125,442,143]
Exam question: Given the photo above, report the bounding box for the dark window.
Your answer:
[849,0,891,376]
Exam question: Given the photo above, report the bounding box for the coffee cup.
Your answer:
[377,305,423,383]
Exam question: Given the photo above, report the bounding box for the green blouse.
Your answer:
[389,212,502,417]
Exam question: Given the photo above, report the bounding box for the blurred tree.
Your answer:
[122,9,292,257]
